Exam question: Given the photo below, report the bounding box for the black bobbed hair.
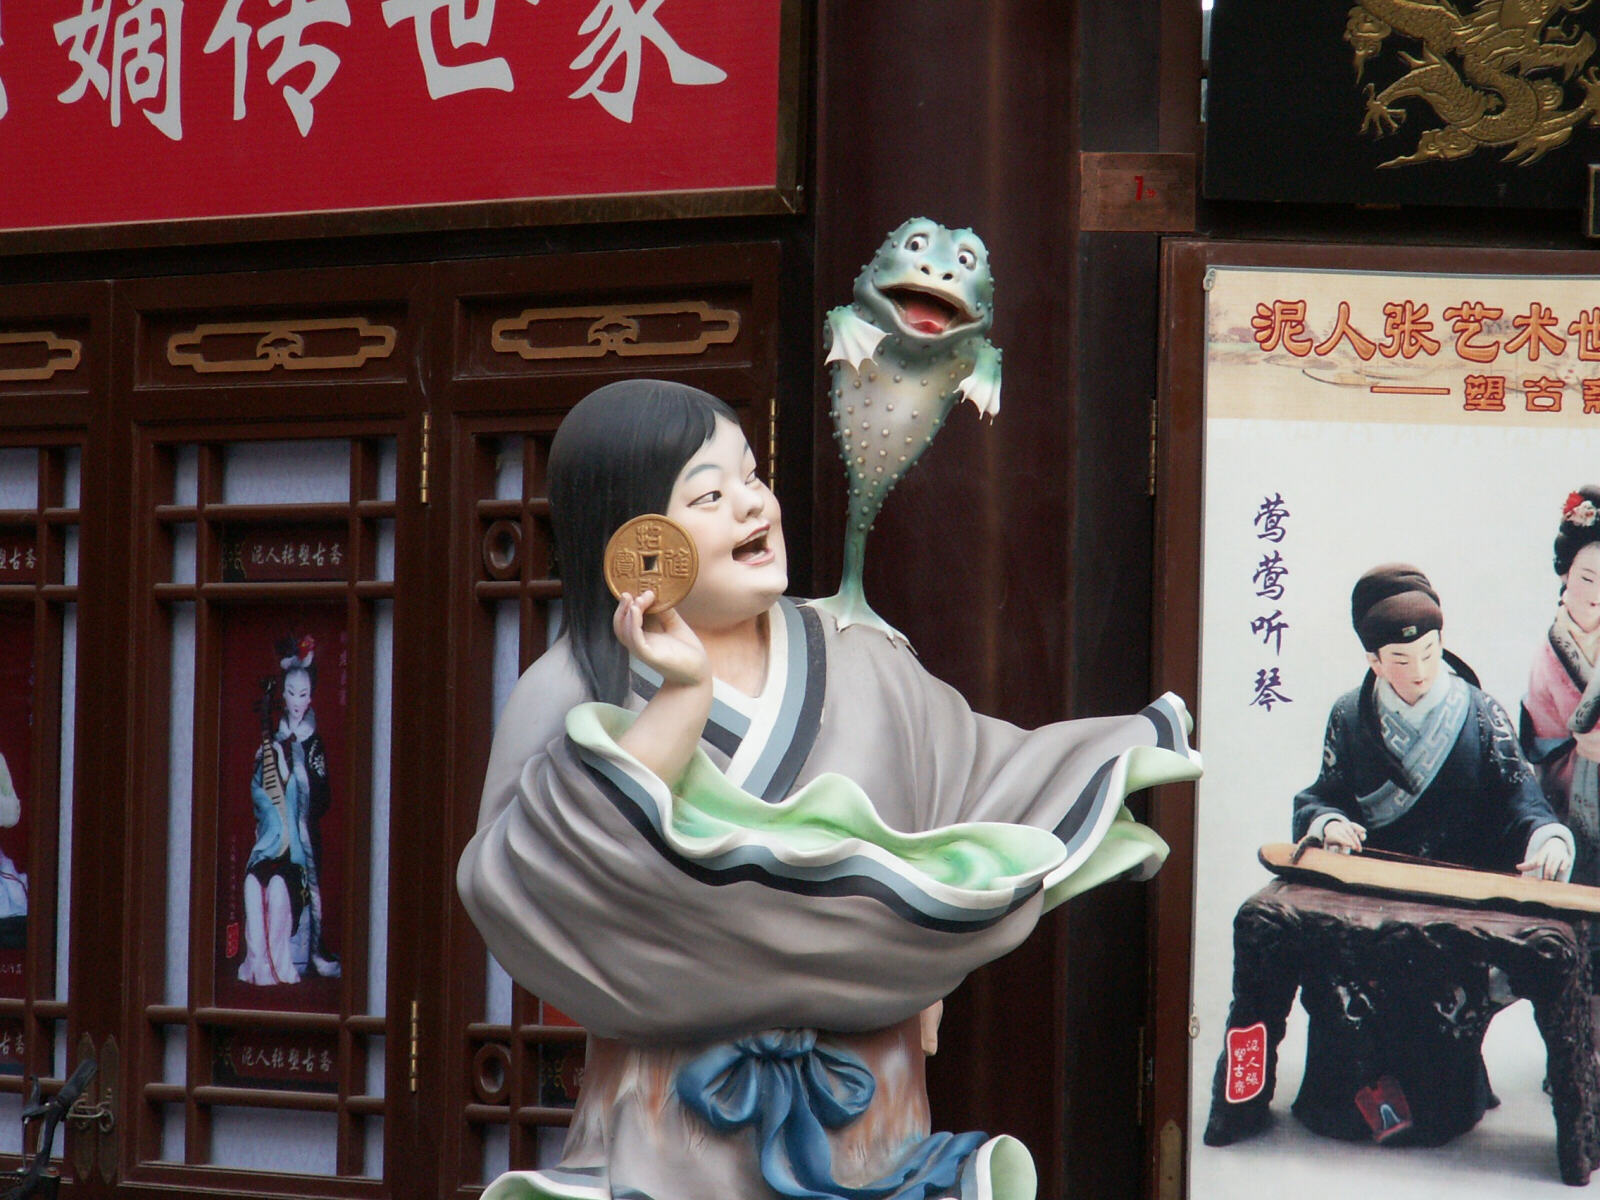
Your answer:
[547,379,738,703]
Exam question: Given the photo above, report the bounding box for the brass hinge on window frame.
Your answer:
[1135,1025,1146,1127]
[410,999,420,1093]
[420,412,432,505]
[767,395,778,491]
[1147,405,1159,498]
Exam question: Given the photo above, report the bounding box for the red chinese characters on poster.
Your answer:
[214,605,349,1025]
[1225,292,1600,418]
[0,609,33,1011]
[0,1,783,235]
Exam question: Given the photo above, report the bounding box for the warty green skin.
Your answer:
[815,217,1003,646]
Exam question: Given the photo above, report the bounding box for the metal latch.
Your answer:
[63,1097,112,1134]
[68,1034,117,1184]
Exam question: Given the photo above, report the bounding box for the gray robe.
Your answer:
[458,598,1201,1200]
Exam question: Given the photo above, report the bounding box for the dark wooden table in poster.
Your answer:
[1203,879,1600,1185]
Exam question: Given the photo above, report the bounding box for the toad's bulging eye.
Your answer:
[957,249,977,269]
[905,233,928,252]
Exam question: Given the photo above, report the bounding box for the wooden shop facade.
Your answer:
[1,1,1593,1198]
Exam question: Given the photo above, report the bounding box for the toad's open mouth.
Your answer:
[733,529,770,562]
[883,286,974,336]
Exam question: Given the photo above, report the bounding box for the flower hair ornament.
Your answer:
[277,634,317,673]
[1563,493,1598,528]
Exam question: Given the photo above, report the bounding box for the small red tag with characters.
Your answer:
[1224,1021,1268,1103]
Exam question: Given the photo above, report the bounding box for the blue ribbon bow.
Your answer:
[676,1030,984,1200]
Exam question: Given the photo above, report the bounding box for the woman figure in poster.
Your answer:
[0,750,27,930]
[275,638,340,978]
[457,380,1202,1200]
[1523,486,1600,890]
[238,641,338,986]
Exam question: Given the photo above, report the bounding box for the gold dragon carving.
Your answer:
[1347,0,1600,165]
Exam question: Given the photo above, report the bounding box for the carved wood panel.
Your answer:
[0,248,782,1200]
[430,243,781,1197]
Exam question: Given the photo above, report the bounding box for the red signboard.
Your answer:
[0,1,789,241]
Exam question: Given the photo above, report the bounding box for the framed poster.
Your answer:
[0,607,31,1017]
[1153,240,1600,1195]
[0,0,803,251]
[214,604,348,1018]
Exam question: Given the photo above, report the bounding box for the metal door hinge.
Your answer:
[1135,1026,1146,1127]
[420,412,432,505]
[409,999,420,1093]
[1147,405,1159,498]
[767,396,778,491]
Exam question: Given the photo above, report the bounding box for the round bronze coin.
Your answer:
[603,514,699,613]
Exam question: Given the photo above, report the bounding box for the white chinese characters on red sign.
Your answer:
[0,0,777,235]
[566,0,725,122]
[42,0,728,140]
[54,0,185,139]
[206,0,352,136]
[1224,1021,1268,1104]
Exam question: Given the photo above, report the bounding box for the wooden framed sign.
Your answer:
[0,0,802,250]
[1206,0,1600,210]
[1152,239,1600,1196]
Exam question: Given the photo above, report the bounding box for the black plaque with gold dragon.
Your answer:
[1206,0,1600,208]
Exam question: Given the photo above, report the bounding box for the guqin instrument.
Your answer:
[1259,841,1600,918]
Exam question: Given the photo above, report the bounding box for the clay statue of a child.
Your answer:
[458,379,1201,1200]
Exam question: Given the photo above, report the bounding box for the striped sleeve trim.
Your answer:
[1042,693,1200,906]
[578,746,1045,933]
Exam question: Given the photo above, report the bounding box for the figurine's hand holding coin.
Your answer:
[612,590,708,689]
[606,514,711,785]
[605,514,703,686]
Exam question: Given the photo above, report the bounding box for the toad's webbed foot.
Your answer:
[809,590,911,649]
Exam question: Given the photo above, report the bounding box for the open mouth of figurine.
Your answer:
[733,527,771,563]
[883,286,973,336]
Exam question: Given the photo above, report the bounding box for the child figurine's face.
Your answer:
[1563,542,1600,633]
[664,416,787,632]
[1366,630,1443,706]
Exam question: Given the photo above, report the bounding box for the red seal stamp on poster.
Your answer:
[1224,1021,1268,1103]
